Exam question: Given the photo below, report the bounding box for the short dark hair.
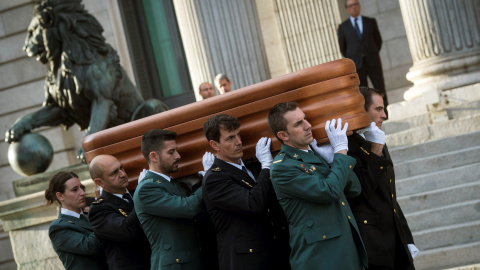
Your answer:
[45,171,80,205]
[141,129,177,163]
[359,86,384,111]
[203,114,240,142]
[267,102,298,143]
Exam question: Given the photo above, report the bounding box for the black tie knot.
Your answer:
[123,193,134,205]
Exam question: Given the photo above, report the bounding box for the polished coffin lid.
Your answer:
[82,59,370,186]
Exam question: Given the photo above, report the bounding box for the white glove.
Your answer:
[408,244,419,259]
[138,169,147,183]
[357,122,385,145]
[325,118,349,153]
[198,152,215,177]
[310,139,334,164]
[255,137,272,168]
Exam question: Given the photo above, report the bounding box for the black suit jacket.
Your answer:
[89,191,151,270]
[338,16,382,69]
[347,133,415,269]
[202,158,290,270]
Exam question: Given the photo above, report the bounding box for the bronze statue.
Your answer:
[5,0,168,163]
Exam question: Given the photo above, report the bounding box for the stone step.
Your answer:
[445,263,480,270]
[397,181,480,213]
[413,220,480,251]
[396,163,480,197]
[390,130,480,164]
[405,200,480,232]
[385,114,480,148]
[413,241,480,270]
[394,145,480,179]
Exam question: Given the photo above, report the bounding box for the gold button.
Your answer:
[364,220,367,224]
[348,216,351,219]
[392,194,394,198]
[380,166,383,169]
[394,209,397,213]
[267,208,270,212]
[176,259,179,263]
[341,201,345,206]
[390,179,392,183]
[349,165,352,169]
[282,226,286,230]
[249,249,253,253]
[323,235,326,239]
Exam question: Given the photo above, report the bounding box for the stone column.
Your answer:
[272,0,344,72]
[400,0,480,101]
[172,0,270,100]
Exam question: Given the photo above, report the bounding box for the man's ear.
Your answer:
[277,131,289,142]
[149,151,158,164]
[93,178,104,188]
[209,140,220,152]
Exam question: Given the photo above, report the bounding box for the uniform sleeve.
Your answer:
[89,204,143,242]
[203,169,270,215]
[271,154,356,203]
[49,222,102,255]
[397,204,415,244]
[137,181,203,219]
[348,137,389,198]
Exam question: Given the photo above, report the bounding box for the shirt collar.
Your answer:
[349,15,362,23]
[148,170,172,182]
[61,207,82,219]
[224,159,246,171]
[112,189,132,200]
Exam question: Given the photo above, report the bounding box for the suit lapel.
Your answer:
[58,212,93,231]
[345,19,362,41]
[102,190,133,212]
[214,158,256,188]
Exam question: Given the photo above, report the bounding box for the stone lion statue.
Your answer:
[5,0,168,162]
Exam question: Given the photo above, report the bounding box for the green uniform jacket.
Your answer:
[49,213,108,270]
[270,144,368,270]
[134,171,203,270]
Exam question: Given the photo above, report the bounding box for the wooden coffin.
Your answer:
[82,59,370,187]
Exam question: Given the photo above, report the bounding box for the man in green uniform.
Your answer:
[267,102,368,269]
[134,129,204,270]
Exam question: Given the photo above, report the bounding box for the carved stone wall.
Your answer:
[400,0,480,100]
[172,0,270,100]
[272,0,343,72]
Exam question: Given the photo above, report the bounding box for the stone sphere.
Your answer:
[8,133,54,176]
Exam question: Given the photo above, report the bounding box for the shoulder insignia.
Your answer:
[273,160,282,164]
[241,179,253,188]
[211,166,221,172]
[156,180,161,184]
[360,147,370,155]
[293,153,299,159]
[118,209,128,217]
[92,198,103,204]
[68,220,72,223]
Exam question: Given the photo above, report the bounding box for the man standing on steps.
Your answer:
[338,0,389,117]
[347,86,419,270]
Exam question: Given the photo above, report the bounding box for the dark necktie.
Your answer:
[354,18,362,38]
[242,166,249,174]
[123,193,134,206]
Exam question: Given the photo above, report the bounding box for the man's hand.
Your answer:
[325,118,349,153]
[198,152,215,177]
[255,137,272,168]
[310,139,334,164]
[358,122,385,145]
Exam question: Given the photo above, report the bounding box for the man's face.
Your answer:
[199,83,215,99]
[281,107,313,150]
[215,79,232,94]
[97,156,129,194]
[157,140,181,175]
[345,0,361,18]
[211,127,243,164]
[367,93,387,128]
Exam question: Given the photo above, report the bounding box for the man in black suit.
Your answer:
[347,87,419,269]
[338,0,388,115]
[202,114,290,270]
[88,154,151,270]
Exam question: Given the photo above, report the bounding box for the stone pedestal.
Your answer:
[172,0,270,100]
[400,0,480,101]
[0,169,95,269]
